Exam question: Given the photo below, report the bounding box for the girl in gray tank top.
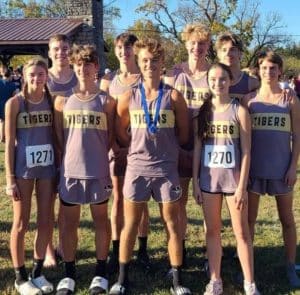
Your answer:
[245,51,300,288]
[5,58,55,294]
[193,63,260,294]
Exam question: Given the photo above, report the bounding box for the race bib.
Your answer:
[204,145,235,168]
[26,144,54,168]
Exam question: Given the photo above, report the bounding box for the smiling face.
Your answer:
[48,40,70,67]
[259,59,281,83]
[217,40,241,67]
[73,60,98,83]
[208,65,232,97]
[114,40,135,65]
[24,64,48,91]
[185,34,210,61]
[137,48,162,80]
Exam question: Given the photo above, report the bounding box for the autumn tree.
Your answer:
[136,0,289,66]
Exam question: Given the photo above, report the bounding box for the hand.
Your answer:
[6,183,21,201]
[285,166,297,188]
[193,181,203,205]
[234,188,247,210]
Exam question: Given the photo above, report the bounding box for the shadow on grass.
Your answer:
[1,245,299,294]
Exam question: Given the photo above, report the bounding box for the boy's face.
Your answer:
[114,40,135,64]
[185,34,210,61]
[73,60,98,82]
[48,40,70,67]
[217,40,242,67]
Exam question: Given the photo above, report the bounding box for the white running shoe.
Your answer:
[204,279,223,295]
[244,281,261,295]
[15,280,42,295]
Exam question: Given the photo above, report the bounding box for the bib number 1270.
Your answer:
[26,144,54,168]
[204,145,235,168]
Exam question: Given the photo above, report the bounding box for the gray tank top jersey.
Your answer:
[62,91,110,179]
[200,100,241,193]
[47,72,77,97]
[174,66,210,150]
[108,71,141,159]
[109,71,141,99]
[229,72,254,101]
[15,94,55,179]
[248,94,291,179]
[127,83,179,177]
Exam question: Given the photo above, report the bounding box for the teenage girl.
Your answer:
[6,58,55,295]
[193,63,260,295]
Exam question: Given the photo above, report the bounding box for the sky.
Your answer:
[111,0,300,43]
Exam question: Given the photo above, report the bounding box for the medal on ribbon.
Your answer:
[139,82,163,140]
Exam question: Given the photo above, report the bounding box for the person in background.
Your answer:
[100,33,150,272]
[0,69,17,142]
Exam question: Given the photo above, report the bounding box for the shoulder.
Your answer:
[54,95,66,111]
[248,75,260,92]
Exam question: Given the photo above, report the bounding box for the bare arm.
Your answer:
[116,90,131,147]
[5,96,20,200]
[99,73,112,93]
[235,105,251,210]
[285,95,300,186]
[53,95,65,165]
[192,117,203,205]
[171,89,188,146]
[104,94,117,150]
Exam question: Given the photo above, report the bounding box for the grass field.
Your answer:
[1,142,300,295]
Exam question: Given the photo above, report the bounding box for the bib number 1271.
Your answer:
[26,144,54,168]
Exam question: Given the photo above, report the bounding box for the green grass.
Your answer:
[1,142,300,294]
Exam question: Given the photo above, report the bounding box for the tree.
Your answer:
[135,0,289,66]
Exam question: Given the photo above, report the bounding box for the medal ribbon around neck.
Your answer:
[139,82,163,136]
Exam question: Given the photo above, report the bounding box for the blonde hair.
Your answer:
[134,38,165,62]
[181,23,211,42]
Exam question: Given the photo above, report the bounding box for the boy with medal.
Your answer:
[109,38,191,295]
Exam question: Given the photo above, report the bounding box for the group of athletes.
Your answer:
[4,22,300,295]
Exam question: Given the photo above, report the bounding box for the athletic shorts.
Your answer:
[109,147,128,177]
[123,172,182,203]
[248,177,292,196]
[178,148,193,178]
[59,177,112,205]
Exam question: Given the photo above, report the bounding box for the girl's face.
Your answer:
[73,60,98,83]
[48,40,70,67]
[114,40,135,64]
[24,65,47,91]
[259,59,281,83]
[208,66,231,97]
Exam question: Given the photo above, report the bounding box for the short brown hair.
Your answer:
[134,38,164,62]
[256,50,283,71]
[69,44,99,65]
[215,31,244,52]
[114,33,138,47]
[181,23,211,42]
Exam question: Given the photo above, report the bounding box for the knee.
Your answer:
[12,219,29,237]
[205,224,221,239]
[164,218,179,237]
